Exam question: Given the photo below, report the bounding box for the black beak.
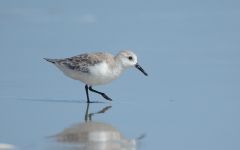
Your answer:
[135,63,148,76]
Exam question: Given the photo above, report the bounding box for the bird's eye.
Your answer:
[128,56,133,60]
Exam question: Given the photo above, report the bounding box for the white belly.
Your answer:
[57,62,122,86]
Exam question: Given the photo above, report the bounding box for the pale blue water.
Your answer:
[1,0,240,150]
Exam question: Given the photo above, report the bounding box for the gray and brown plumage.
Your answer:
[44,50,148,103]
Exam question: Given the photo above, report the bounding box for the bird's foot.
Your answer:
[101,93,112,101]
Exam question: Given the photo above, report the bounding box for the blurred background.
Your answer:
[0,0,240,150]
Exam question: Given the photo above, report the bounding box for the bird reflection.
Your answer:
[51,103,141,150]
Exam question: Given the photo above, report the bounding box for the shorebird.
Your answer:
[44,50,148,103]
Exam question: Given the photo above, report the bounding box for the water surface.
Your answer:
[1,0,240,150]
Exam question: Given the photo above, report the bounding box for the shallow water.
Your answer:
[1,0,240,150]
[0,98,148,150]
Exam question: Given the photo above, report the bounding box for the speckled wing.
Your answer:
[56,53,104,73]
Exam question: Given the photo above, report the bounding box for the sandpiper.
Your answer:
[44,50,148,103]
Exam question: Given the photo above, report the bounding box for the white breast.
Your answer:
[55,61,123,86]
[86,62,121,85]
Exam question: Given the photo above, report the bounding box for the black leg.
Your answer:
[89,86,112,101]
[85,84,90,103]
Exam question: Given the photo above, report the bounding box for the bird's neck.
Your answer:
[111,57,125,77]
[112,62,124,77]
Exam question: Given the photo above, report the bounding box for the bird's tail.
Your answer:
[44,58,57,64]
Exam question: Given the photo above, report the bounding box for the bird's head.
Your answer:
[116,50,148,76]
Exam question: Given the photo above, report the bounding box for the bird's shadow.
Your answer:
[49,102,146,149]
[13,97,106,104]
[84,102,112,121]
